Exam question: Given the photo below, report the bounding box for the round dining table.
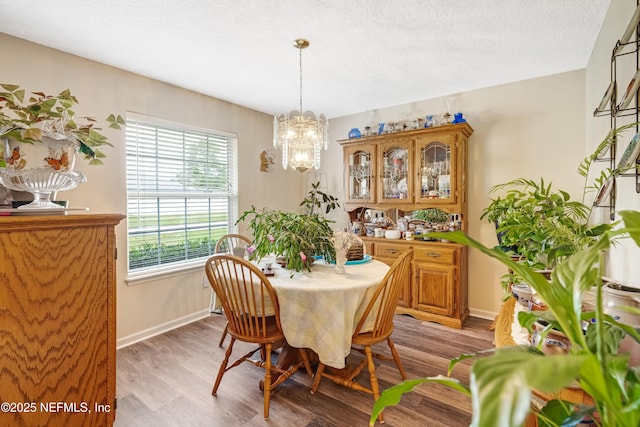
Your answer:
[264,257,390,369]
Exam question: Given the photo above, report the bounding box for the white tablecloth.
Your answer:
[267,259,390,369]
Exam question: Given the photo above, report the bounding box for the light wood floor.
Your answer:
[115,313,494,427]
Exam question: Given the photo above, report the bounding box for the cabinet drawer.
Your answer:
[374,242,410,258]
[413,246,457,264]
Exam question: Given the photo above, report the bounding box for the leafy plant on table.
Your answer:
[237,206,336,274]
[299,181,341,215]
[371,210,640,427]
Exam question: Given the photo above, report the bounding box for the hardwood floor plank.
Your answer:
[115,313,493,426]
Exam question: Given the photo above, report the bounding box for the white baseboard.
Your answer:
[469,308,497,321]
[117,309,211,349]
[117,307,498,350]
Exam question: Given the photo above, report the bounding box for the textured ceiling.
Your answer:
[0,0,611,118]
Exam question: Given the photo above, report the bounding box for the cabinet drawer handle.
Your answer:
[384,249,400,255]
[424,252,441,258]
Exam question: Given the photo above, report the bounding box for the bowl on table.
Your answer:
[384,229,401,239]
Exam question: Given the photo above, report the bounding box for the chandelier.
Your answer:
[273,39,328,172]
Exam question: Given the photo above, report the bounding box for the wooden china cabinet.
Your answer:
[340,123,473,328]
[0,213,124,427]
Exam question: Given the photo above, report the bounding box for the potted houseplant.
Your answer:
[237,206,335,273]
[412,207,450,224]
[0,84,124,165]
[480,178,610,272]
[371,210,640,427]
[299,180,340,215]
[478,125,637,293]
[0,84,124,208]
[237,183,342,274]
[481,123,637,273]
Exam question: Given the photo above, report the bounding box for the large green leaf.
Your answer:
[470,347,587,427]
[619,210,640,245]
[537,399,594,427]
[369,376,470,426]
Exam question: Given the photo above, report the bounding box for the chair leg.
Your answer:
[364,345,384,424]
[310,362,326,394]
[218,322,229,347]
[387,337,407,380]
[263,342,273,420]
[299,348,313,377]
[212,338,235,395]
[260,344,267,361]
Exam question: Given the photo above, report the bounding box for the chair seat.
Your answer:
[351,327,393,346]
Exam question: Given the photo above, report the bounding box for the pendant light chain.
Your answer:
[299,43,304,114]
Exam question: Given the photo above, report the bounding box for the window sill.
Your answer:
[125,260,206,286]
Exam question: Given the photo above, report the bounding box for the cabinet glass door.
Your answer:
[417,139,453,203]
[345,145,375,204]
[379,141,411,203]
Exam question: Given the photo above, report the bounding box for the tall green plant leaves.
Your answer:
[482,177,605,270]
[619,210,640,245]
[371,211,640,426]
[470,347,587,427]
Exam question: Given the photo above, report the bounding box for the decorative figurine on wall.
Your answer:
[260,149,276,172]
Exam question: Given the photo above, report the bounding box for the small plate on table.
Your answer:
[330,254,372,265]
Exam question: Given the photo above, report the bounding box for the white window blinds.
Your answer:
[125,113,238,273]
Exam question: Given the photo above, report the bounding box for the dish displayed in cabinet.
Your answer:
[419,142,451,198]
[382,148,409,199]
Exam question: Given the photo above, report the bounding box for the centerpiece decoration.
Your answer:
[0,84,124,208]
[238,206,335,274]
[237,181,340,275]
[332,230,363,274]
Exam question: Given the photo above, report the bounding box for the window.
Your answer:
[125,113,238,276]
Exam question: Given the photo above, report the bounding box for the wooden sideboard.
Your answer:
[363,236,468,328]
[0,213,124,427]
[342,124,473,328]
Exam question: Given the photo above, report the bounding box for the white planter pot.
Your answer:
[0,137,86,209]
[603,282,640,327]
